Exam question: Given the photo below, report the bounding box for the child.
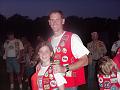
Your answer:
[113,48,120,70]
[31,41,67,90]
[97,56,120,90]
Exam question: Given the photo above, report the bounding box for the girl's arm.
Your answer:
[54,73,67,90]
[58,85,65,90]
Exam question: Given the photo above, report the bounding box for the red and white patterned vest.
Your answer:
[113,48,120,70]
[49,31,86,87]
[31,66,58,90]
[98,70,120,90]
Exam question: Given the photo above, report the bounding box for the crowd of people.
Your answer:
[0,10,120,90]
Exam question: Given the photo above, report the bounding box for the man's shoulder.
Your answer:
[4,40,9,43]
[97,41,106,47]
[97,40,105,44]
[15,38,22,43]
[87,41,93,46]
[113,40,120,44]
[98,40,103,43]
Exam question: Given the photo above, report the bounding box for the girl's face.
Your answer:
[38,45,53,64]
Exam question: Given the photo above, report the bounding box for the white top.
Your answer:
[4,39,24,57]
[38,65,67,87]
[111,40,120,53]
[51,31,89,59]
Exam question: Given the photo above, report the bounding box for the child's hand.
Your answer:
[53,65,66,73]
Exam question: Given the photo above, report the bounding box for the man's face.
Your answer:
[8,34,14,40]
[91,32,98,41]
[48,12,65,33]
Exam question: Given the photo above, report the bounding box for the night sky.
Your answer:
[0,0,120,19]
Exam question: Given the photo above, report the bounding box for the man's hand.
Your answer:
[53,65,66,73]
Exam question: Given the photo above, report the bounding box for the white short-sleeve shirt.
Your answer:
[111,40,120,53]
[4,39,24,57]
[51,31,89,59]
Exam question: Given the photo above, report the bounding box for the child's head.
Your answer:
[35,41,53,64]
[98,56,115,75]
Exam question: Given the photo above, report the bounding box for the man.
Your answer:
[111,32,120,57]
[87,32,107,90]
[3,32,24,90]
[48,10,89,90]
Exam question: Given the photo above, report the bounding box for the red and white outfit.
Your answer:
[97,48,120,90]
[31,65,67,90]
[97,69,120,90]
[50,31,89,87]
[113,48,120,70]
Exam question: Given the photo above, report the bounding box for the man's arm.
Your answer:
[68,54,88,71]
[3,42,7,60]
[53,55,88,73]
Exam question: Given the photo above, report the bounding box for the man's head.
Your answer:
[91,32,98,41]
[48,10,65,33]
[7,32,15,40]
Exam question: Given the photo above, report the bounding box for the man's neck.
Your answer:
[93,39,98,42]
[53,30,64,37]
[42,61,50,67]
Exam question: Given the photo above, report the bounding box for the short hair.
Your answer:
[91,32,98,36]
[35,41,53,53]
[98,56,114,75]
[48,10,65,19]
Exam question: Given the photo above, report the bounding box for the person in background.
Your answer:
[47,10,89,90]
[113,48,120,70]
[87,32,107,90]
[3,32,24,90]
[34,34,44,49]
[20,36,35,90]
[111,32,120,57]
[31,41,67,90]
[97,56,120,90]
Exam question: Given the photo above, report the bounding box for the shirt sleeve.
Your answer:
[54,73,67,86]
[18,39,24,50]
[71,34,89,59]
[111,43,117,53]
[117,72,120,84]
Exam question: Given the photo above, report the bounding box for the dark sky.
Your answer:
[0,0,120,19]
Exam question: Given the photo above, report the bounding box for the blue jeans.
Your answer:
[53,87,77,90]
[88,61,97,90]
[65,87,77,90]
[6,57,20,74]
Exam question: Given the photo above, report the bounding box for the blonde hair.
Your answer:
[98,56,116,75]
